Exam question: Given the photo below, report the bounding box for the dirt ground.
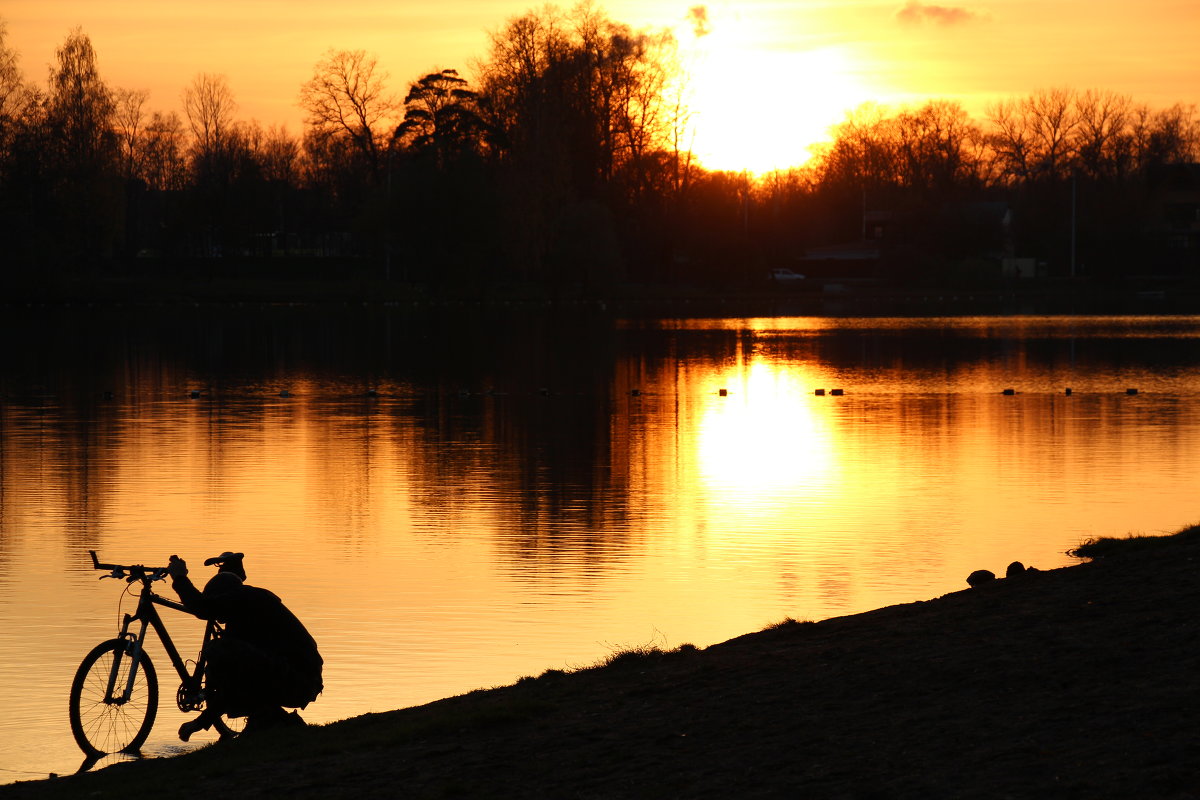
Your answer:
[5,530,1199,799]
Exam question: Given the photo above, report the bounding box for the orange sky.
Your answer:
[5,0,1198,172]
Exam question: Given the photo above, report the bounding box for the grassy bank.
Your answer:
[4,525,1198,799]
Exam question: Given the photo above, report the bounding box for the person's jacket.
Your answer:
[172,572,323,681]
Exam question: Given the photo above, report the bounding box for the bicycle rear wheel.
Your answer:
[69,639,159,756]
[213,714,246,739]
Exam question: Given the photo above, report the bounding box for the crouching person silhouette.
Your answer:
[167,552,323,741]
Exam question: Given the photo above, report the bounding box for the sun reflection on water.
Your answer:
[697,361,836,502]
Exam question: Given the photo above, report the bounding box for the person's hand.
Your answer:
[167,555,188,579]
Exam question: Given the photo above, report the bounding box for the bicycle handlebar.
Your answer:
[88,550,170,582]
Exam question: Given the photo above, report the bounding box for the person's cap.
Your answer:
[203,551,244,566]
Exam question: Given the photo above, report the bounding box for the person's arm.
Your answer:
[167,555,213,619]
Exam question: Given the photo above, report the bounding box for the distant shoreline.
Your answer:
[4,273,1200,316]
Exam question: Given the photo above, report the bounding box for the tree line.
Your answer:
[0,4,1197,295]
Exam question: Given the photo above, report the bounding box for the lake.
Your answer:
[1,308,1198,782]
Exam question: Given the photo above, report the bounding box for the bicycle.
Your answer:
[68,550,246,758]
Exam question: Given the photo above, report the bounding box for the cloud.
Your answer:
[896,1,981,26]
[688,5,711,37]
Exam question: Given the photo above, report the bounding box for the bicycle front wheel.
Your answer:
[69,639,159,756]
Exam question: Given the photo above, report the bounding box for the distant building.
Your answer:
[801,199,1016,283]
[1000,258,1042,279]
[799,242,882,282]
[1144,163,1200,273]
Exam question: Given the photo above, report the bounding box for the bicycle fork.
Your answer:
[106,615,150,705]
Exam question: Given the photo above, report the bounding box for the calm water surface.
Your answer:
[1,310,1198,780]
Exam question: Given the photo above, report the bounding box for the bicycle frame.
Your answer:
[71,550,247,762]
[91,551,217,712]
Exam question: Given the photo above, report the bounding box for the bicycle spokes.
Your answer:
[70,639,159,756]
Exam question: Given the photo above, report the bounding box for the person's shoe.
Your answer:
[178,717,211,742]
[243,706,289,735]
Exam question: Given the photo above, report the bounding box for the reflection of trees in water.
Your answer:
[0,402,113,555]
[5,310,1200,571]
[403,314,632,563]
[0,307,637,561]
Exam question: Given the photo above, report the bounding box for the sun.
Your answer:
[682,30,872,175]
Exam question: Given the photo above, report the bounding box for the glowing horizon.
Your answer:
[4,0,1198,175]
